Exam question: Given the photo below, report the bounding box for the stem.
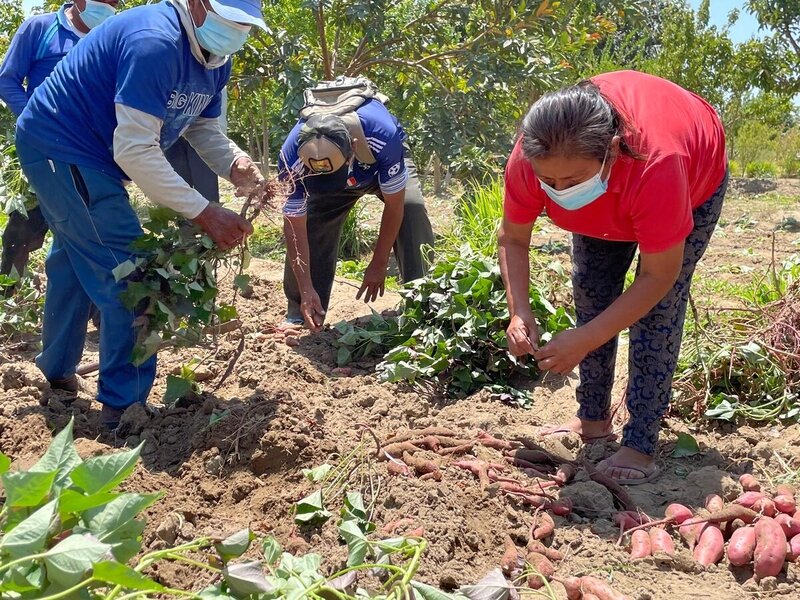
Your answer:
[164,553,222,573]
[0,551,48,575]
[37,577,94,600]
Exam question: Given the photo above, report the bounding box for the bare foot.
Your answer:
[597,447,659,485]
[537,416,616,442]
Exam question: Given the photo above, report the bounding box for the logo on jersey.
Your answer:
[388,162,401,177]
[167,91,213,117]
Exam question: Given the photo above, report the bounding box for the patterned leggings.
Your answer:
[572,171,728,456]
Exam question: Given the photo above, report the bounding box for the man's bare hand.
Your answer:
[192,203,253,250]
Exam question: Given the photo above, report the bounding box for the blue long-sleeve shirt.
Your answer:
[0,4,81,117]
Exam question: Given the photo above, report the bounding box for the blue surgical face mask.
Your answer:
[79,0,116,29]
[538,147,612,211]
[192,4,251,57]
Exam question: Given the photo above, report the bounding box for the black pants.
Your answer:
[283,155,434,321]
[1,138,219,286]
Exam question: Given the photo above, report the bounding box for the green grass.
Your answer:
[248,222,285,260]
[336,258,399,290]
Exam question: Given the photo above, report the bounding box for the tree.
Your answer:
[746,0,800,93]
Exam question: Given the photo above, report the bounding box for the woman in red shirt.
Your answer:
[500,71,727,485]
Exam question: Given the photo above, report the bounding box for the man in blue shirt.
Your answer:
[0,0,118,283]
[15,0,267,428]
[279,91,434,331]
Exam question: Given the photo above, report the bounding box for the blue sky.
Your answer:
[688,0,763,42]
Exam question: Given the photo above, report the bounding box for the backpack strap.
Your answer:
[35,19,61,62]
[339,112,375,165]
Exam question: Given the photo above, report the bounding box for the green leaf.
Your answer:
[0,452,10,476]
[112,260,138,282]
[215,529,254,563]
[43,534,112,588]
[410,580,458,600]
[31,418,82,488]
[233,274,251,292]
[301,464,332,483]
[217,304,238,323]
[294,490,332,527]
[336,346,352,367]
[69,442,143,495]
[163,375,194,406]
[1,470,57,508]
[83,493,162,542]
[59,490,120,517]
[262,536,282,564]
[338,519,369,567]
[672,432,701,458]
[0,564,44,593]
[0,500,57,558]
[92,560,166,591]
[222,561,274,596]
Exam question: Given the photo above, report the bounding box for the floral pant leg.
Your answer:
[572,237,637,422]
[623,172,728,455]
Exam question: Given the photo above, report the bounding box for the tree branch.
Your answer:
[314,3,333,79]
[354,58,450,92]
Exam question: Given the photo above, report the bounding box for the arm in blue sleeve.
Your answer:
[0,19,37,117]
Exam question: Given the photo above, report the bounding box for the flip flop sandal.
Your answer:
[537,425,618,444]
[597,457,660,486]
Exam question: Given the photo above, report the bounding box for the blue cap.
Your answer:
[208,0,267,30]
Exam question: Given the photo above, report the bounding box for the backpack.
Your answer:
[299,76,389,165]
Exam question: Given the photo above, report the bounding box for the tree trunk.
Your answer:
[432,153,443,196]
[260,96,270,176]
[314,5,333,79]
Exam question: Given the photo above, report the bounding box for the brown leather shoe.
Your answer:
[40,375,80,405]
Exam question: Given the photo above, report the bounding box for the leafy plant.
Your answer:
[335,248,574,405]
[744,160,778,179]
[113,206,249,366]
[163,360,202,407]
[0,271,45,336]
[0,133,36,219]
[339,204,376,261]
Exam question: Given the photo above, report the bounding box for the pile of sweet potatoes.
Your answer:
[619,474,799,579]
[502,514,632,600]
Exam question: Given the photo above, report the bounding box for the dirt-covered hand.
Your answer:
[356,257,387,303]
[533,328,592,375]
[506,313,540,356]
[191,203,253,250]
[230,156,268,201]
[300,289,326,332]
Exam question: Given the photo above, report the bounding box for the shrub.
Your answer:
[744,161,778,179]
[728,159,742,176]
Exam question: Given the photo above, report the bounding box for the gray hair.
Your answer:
[521,81,643,161]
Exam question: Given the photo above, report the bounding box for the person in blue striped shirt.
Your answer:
[278,96,434,331]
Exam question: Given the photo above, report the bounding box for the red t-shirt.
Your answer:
[503,70,727,253]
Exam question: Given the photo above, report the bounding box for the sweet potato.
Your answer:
[507,448,554,464]
[554,463,577,485]
[788,533,800,562]
[630,530,652,559]
[477,430,517,451]
[614,512,639,531]
[501,535,522,576]
[734,491,766,508]
[739,473,761,492]
[559,577,583,600]
[648,528,675,555]
[727,526,756,566]
[568,576,632,600]
[774,494,797,515]
[664,503,693,525]
[525,551,555,589]
[704,494,725,512]
[693,525,724,566]
[402,451,441,480]
[752,497,777,517]
[381,441,423,458]
[694,504,758,525]
[526,539,563,561]
[775,513,800,539]
[754,517,787,578]
[531,512,555,540]
[775,484,796,498]
[724,518,746,540]
[583,596,601,600]
[679,520,707,550]
[384,427,455,444]
[550,498,573,516]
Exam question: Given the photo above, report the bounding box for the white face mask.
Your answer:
[538,146,612,211]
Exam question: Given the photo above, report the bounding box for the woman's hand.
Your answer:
[506,313,540,356]
[533,328,594,375]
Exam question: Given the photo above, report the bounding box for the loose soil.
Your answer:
[1,178,799,599]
